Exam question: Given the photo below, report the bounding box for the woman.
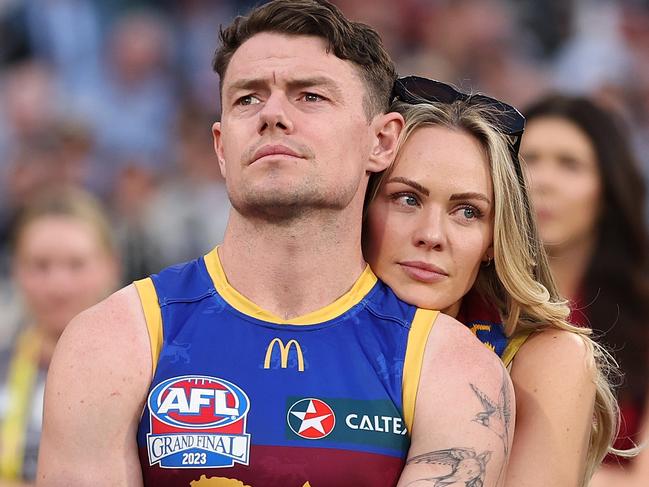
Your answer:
[521,95,649,486]
[0,187,119,485]
[363,77,623,486]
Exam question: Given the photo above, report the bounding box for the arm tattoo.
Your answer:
[405,448,492,486]
[469,367,512,484]
[469,367,511,456]
[404,370,510,486]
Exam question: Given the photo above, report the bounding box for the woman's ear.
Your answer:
[367,111,404,174]
[482,246,495,265]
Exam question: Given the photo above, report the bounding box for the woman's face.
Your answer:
[13,215,118,336]
[522,116,602,251]
[365,126,494,316]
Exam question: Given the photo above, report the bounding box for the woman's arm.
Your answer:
[505,330,596,487]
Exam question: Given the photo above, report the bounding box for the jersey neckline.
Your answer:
[203,246,378,325]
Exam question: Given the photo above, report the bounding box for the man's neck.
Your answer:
[219,209,366,320]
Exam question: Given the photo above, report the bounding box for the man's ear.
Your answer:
[367,111,404,174]
[212,121,227,178]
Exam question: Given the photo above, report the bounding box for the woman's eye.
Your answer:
[459,206,483,220]
[392,193,419,207]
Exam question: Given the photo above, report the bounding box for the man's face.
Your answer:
[213,33,376,221]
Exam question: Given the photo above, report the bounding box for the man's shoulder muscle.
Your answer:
[53,283,152,391]
[38,284,152,485]
[427,312,505,375]
[398,313,513,487]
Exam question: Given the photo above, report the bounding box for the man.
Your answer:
[37,1,513,486]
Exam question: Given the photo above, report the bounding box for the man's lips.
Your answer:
[398,261,448,283]
[251,144,303,164]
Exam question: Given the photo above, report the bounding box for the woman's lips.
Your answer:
[398,261,448,283]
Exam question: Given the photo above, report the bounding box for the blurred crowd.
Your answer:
[2,0,649,294]
[1,0,649,483]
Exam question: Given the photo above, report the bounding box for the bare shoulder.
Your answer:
[504,330,597,486]
[512,328,596,389]
[427,312,505,377]
[39,284,151,484]
[59,283,147,348]
[50,282,152,408]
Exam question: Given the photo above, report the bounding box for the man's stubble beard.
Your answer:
[227,175,361,226]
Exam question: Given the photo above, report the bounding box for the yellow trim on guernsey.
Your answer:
[203,247,378,325]
[0,327,42,480]
[134,278,163,376]
[501,329,534,368]
[402,308,439,434]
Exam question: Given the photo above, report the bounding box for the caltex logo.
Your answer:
[287,398,336,439]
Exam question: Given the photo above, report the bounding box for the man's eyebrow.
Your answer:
[286,76,344,99]
[385,177,429,196]
[225,76,344,99]
[449,192,492,205]
[226,78,267,98]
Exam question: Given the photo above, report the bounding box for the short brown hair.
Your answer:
[213,0,396,118]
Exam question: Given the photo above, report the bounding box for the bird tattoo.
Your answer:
[406,447,492,486]
[470,375,511,455]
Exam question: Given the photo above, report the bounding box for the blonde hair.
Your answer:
[367,100,629,483]
[12,186,117,257]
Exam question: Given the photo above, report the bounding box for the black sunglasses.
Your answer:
[392,76,526,184]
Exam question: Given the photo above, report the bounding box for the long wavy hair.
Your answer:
[365,99,625,484]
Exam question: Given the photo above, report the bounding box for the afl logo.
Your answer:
[148,375,249,429]
[287,398,336,439]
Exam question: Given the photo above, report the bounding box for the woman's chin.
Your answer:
[388,283,457,314]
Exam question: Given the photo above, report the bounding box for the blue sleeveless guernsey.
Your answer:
[134,248,438,487]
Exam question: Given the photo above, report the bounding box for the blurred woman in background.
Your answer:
[0,187,119,485]
[522,94,649,486]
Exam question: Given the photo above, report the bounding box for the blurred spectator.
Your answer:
[0,187,119,484]
[0,61,58,167]
[171,0,233,111]
[141,102,230,270]
[23,0,103,109]
[0,120,99,278]
[521,94,649,482]
[0,1,32,65]
[397,0,550,108]
[111,162,160,283]
[81,8,177,177]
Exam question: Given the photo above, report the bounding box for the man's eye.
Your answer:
[303,93,324,102]
[237,95,260,106]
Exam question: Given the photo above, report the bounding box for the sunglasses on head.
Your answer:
[392,76,526,183]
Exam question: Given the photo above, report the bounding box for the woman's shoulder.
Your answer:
[519,328,593,361]
[511,328,597,391]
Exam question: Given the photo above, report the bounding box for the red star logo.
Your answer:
[287,398,336,439]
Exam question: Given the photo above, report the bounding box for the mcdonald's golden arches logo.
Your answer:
[264,338,305,372]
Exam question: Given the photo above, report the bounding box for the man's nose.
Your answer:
[257,93,294,134]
